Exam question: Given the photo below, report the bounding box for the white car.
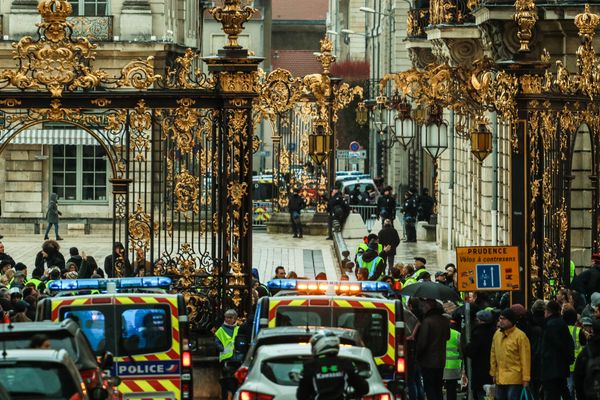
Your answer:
[234,343,393,400]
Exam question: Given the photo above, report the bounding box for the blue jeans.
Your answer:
[496,384,523,400]
[407,364,424,400]
[44,223,59,238]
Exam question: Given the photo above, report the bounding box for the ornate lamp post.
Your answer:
[470,119,493,162]
[309,119,330,166]
[421,105,448,159]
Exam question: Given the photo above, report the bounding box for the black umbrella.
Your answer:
[399,281,462,303]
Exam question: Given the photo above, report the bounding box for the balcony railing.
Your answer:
[67,16,113,42]
[407,8,430,38]
[429,0,476,26]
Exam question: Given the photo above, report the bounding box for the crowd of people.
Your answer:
[0,238,147,323]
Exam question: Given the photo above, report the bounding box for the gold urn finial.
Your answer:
[317,37,336,75]
[575,4,600,40]
[209,0,256,49]
[514,0,538,53]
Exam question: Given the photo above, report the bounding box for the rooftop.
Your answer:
[272,0,328,21]
[271,49,323,76]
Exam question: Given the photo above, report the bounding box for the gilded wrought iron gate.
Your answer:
[0,0,261,332]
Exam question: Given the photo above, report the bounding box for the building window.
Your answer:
[71,0,108,16]
[52,145,108,202]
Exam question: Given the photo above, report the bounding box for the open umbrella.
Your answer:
[399,281,462,303]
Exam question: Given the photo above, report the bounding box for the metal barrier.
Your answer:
[349,205,378,232]
[252,201,273,229]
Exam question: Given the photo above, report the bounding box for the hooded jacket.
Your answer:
[103,242,132,278]
[46,193,60,224]
[34,241,66,276]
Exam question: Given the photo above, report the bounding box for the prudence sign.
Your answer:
[455,246,521,292]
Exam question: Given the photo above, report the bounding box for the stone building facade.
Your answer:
[330,0,597,270]
[0,0,209,234]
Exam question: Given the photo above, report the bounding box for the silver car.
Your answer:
[234,343,393,400]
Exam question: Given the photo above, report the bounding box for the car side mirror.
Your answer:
[100,351,114,370]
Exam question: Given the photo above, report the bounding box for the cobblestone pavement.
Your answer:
[1,230,453,281]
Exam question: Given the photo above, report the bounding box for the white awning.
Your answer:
[9,129,103,146]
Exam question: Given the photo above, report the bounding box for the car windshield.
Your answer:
[0,361,79,399]
[0,332,77,362]
[261,356,370,386]
[60,304,172,356]
[275,307,388,357]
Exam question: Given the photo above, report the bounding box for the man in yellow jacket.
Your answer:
[490,308,531,400]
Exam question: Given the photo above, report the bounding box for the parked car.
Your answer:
[0,319,114,397]
[0,349,90,400]
[234,343,393,400]
[234,326,364,383]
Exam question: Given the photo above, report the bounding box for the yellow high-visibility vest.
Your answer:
[215,325,239,362]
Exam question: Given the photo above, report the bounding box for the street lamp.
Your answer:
[394,96,415,148]
[471,119,493,162]
[356,101,368,126]
[308,120,330,166]
[421,105,448,159]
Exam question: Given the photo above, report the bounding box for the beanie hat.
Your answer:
[510,304,527,319]
[476,309,493,323]
[591,292,600,310]
[500,308,517,325]
[14,262,27,271]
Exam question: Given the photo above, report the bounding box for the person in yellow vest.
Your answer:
[563,307,586,399]
[215,309,240,400]
[412,257,429,281]
[356,240,385,281]
[444,322,463,400]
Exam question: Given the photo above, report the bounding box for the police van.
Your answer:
[36,277,193,400]
[252,279,406,395]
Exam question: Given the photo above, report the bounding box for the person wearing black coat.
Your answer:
[33,240,66,277]
[540,300,574,400]
[288,189,306,239]
[326,188,349,240]
[463,310,495,400]
[377,186,396,220]
[104,242,133,278]
[574,319,600,400]
[378,219,400,272]
[571,254,600,302]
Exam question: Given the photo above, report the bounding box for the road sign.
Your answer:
[337,150,367,160]
[455,246,520,292]
[349,141,360,151]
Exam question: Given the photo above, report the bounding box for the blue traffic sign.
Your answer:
[476,264,501,289]
[349,141,360,152]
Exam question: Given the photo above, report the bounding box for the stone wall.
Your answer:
[1,144,45,219]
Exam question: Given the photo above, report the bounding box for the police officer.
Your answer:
[401,189,419,242]
[326,188,349,240]
[215,309,240,400]
[297,330,369,400]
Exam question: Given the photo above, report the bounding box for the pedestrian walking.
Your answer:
[539,300,574,400]
[44,193,63,240]
[464,310,496,400]
[378,218,400,273]
[288,188,306,238]
[490,308,531,400]
[401,189,418,242]
[215,309,240,400]
[573,319,600,400]
[416,298,450,400]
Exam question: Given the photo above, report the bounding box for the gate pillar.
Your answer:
[205,0,263,320]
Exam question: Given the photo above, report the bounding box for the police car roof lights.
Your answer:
[48,277,172,292]
[267,279,390,293]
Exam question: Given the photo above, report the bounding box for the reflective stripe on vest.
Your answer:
[570,261,575,283]
[215,325,239,362]
[412,268,428,281]
[569,325,582,373]
[358,256,383,280]
[356,243,368,254]
[445,329,461,370]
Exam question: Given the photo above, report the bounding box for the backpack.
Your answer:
[585,347,600,400]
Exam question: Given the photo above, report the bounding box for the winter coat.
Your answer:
[574,335,600,400]
[416,307,450,369]
[46,193,61,224]
[464,321,495,389]
[571,264,600,301]
[377,195,396,219]
[34,245,66,276]
[104,242,132,278]
[327,193,349,221]
[490,326,531,385]
[288,193,306,213]
[0,253,15,268]
[378,226,400,256]
[539,314,574,381]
